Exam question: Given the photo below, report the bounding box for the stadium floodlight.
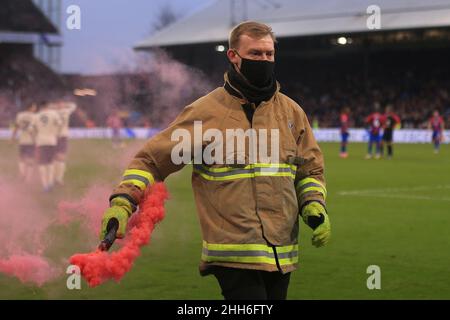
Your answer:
[215,45,226,52]
[74,88,97,96]
[337,37,348,45]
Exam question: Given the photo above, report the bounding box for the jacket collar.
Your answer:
[223,72,280,105]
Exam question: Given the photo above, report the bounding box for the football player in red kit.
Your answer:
[365,106,385,159]
[428,110,445,154]
[340,107,350,158]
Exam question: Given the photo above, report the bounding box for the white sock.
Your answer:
[39,166,48,189]
[55,161,66,184]
[47,163,55,188]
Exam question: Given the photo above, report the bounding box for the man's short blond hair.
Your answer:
[229,21,276,49]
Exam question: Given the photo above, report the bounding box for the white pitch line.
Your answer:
[339,193,450,202]
[338,185,450,202]
[338,185,450,196]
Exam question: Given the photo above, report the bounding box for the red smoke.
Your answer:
[57,184,111,237]
[69,183,168,287]
[0,254,56,286]
[0,181,59,286]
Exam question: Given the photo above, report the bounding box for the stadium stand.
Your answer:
[134,0,450,128]
[0,0,57,33]
[0,0,65,127]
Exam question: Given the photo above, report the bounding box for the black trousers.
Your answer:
[211,266,291,300]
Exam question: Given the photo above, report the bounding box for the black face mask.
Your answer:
[233,50,275,87]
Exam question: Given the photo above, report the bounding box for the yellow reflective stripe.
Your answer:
[201,254,269,264]
[194,171,253,181]
[275,244,298,254]
[194,170,295,181]
[201,254,298,266]
[202,163,296,173]
[254,163,296,169]
[297,177,325,189]
[194,163,297,181]
[301,186,327,199]
[296,177,327,199]
[253,172,295,178]
[120,179,146,190]
[202,241,299,266]
[203,242,274,252]
[123,169,155,185]
[203,165,251,173]
[278,257,299,265]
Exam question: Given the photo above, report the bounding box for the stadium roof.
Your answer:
[135,0,450,49]
[0,0,58,34]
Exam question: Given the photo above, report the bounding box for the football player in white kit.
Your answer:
[31,101,63,192]
[53,100,77,186]
[11,103,37,182]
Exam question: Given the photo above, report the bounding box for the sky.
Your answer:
[60,0,210,75]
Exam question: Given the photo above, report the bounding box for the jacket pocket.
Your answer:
[214,178,261,242]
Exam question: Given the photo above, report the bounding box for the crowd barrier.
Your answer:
[0,128,448,144]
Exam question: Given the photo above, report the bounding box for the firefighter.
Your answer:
[100,21,331,300]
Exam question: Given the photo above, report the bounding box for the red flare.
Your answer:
[69,183,169,287]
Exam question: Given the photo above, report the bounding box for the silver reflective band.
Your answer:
[193,163,297,181]
[122,174,150,186]
[202,248,298,260]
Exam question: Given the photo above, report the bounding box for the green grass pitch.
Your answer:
[0,139,449,299]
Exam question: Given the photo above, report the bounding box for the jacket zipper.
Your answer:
[249,103,283,273]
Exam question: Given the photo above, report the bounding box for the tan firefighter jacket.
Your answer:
[110,73,327,275]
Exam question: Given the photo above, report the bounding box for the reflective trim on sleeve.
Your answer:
[120,169,155,190]
[296,177,327,199]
